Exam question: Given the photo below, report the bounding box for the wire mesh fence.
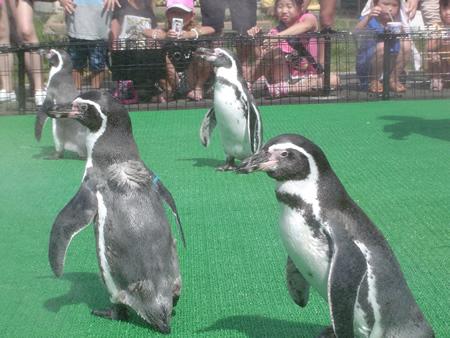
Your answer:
[0,26,449,115]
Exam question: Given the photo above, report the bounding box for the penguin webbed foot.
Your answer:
[92,303,129,321]
[316,325,336,338]
[215,157,236,171]
[215,164,236,172]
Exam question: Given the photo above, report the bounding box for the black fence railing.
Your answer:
[0,27,449,115]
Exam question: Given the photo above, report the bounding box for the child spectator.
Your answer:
[60,0,115,93]
[426,0,450,91]
[354,0,412,93]
[246,0,339,98]
[142,0,215,102]
[109,0,158,103]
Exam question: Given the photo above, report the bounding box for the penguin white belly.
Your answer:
[52,118,87,156]
[278,203,330,300]
[214,85,252,160]
[96,191,120,303]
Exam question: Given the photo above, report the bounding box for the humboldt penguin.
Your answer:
[197,47,263,171]
[236,133,434,337]
[35,49,87,159]
[47,91,185,334]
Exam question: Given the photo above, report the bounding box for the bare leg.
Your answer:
[391,39,411,78]
[91,71,104,90]
[389,39,411,92]
[247,47,288,85]
[0,3,14,93]
[370,42,385,82]
[186,55,211,100]
[317,0,337,66]
[14,0,44,92]
[72,69,84,92]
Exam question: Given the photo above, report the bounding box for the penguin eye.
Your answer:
[80,104,88,111]
[280,151,288,157]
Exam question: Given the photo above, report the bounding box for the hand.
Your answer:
[405,0,419,20]
[166,29,180,39]
[369,6,381,19]
[103,0,121,11]
[261,37,276,53]
[247,26,263,37]
[166,29,191,39]
[59,0,76,14]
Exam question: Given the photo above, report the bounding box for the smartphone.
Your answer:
[172,18,183,38]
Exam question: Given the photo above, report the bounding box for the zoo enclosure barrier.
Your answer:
[0,27,449,115]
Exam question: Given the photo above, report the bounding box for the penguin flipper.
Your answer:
[247,102,263,154]
[48,184,97,277]
[154,178,186,248]
[327,220,367,337]
[35,99,54,141]
[200,107,216,148]
[286,255,310,307]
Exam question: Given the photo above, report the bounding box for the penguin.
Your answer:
[35,49,88,159]
[236,134,434,337]
[47,91,185,334]
[197,47,263,171]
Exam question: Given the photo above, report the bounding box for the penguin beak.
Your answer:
[196,47,216,62]
[47,103,78,119]
[236,150,277,174]
[37,49,52,59]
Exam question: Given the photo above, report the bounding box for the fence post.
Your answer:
[17,49,26,114]
[382,31,392,101]
[322,27,332,97]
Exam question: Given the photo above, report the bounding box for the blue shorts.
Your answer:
[67,37,108,72]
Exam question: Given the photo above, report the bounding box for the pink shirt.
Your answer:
[268,13,319,77]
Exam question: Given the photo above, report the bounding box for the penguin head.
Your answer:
[197,47,243,72]
[236,134,331,181]
[39,49,72,70]
[48,90,131,133]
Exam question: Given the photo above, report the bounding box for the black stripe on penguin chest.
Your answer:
[275,191,332,260]
[215,76,246,112]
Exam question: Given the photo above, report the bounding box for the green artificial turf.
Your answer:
[0,100,448,337]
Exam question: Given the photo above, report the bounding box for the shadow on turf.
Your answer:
[43,272,157,330]
[198,315,326,337]
[178,157,226,168]
[379,116,450,142]
[33,146,86,160]
[43,272,108,313]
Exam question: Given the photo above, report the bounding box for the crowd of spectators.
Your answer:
[0,0,448,106]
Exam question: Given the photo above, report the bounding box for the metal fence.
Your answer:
[0,27,449,115]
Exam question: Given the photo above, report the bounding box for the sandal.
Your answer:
[266,80,289,98]
[430,78,443,91]
[368,80,383,93]
[389,78,407,92]
[187,90,203,101]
